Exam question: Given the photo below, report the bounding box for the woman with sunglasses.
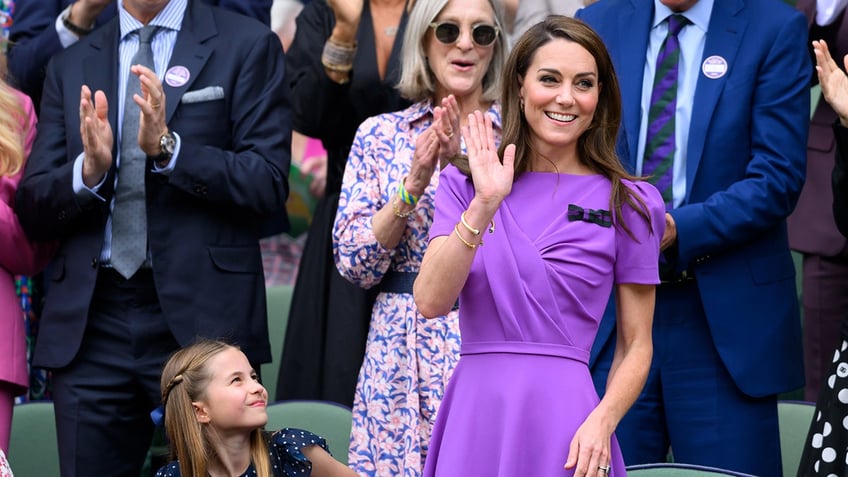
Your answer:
[277,0,414,408]
[414,16,663,476]
[332,0,507,475]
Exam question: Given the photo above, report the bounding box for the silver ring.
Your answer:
[598,465,610,474]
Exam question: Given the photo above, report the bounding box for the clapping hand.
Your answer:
[814,39,848,127]
[79,85,113,187]
[433,95,461,166]
[463,110,515,209]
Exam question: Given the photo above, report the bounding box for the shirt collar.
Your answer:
[651,0,714,32]
[119,0,186,40]
[404,100,503,130]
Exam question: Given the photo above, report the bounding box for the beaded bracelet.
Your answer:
[321,37,357,73]
[392,196,415,219]
[454,223,479,249]
[397,176,419,206]
[321,58,353,73]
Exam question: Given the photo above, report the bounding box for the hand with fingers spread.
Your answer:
[79,85,113,187]
[814,39,848,127]
[132,64,168,156]
[405,128,441,198]
[463,110,514,209]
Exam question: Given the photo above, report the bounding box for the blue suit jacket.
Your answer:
[7,0,272,111]
[578,0,809,397]
[14,0,290,368]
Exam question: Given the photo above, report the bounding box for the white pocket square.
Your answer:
[180,86,225,104]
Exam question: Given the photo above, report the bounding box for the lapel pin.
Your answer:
[701,55,728,79]
[165,66,190,87]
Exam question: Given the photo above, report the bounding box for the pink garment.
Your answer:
[301,137,325,165]
[0,91,54,396]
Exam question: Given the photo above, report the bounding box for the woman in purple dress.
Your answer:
[414,17,665,477]
[333,0,508,474]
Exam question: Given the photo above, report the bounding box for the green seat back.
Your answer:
[264,400,352,465]
[778,400,816,477]
[9,402,60,477]
[261,284,294,402]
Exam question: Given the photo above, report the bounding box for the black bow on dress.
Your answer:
[567,204,612,228]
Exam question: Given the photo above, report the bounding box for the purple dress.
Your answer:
[422,165,665,477]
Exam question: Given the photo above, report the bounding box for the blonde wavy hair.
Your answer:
[0,52,27,177]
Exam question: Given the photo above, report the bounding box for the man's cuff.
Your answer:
[816,0,848,25]
[56,6,81,48]
[73,153,106,202]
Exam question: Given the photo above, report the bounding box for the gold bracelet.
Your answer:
[460,210,495,236]
[321,58,353,73]
[392,196,415,218]
[454,223,480,249]
[459,210,480,235]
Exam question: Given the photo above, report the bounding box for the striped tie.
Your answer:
[643,14,689,209]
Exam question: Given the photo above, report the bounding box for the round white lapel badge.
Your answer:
[701,55,728,79]
[165,66,190,87]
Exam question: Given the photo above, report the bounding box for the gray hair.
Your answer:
[396,0,508,102]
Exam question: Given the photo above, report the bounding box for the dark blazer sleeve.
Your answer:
[7,0,116,110]
[212,0,272,26]
[834,123,848,237]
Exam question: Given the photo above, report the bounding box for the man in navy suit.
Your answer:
[7,0,272,112]
[14,0,289,475]
[577,0,808,474]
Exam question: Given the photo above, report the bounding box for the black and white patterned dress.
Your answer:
[798,319,848,476]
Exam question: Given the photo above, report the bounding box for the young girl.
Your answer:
[155,340,356,477]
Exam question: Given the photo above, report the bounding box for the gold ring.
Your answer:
[446,130,454,138]
[151,102,161,109]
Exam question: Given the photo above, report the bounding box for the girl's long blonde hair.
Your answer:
[0,53,27,177]
[161,340,271,477]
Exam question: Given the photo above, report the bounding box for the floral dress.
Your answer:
[334,101,501,477]
[0,448,11,477]
[154,428,328,477]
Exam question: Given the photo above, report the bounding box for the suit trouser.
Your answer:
[592,280,781,476]
[801,254,848,401]
[52,268,179,477]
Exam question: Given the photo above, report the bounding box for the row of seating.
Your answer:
[8,399,353,477]
[5,285,818,476]
[6,389,817,476]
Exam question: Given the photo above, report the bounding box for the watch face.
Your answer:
[160,133,176,154]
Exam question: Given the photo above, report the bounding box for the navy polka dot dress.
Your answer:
[798,321,848,476]
[154,428,330,477]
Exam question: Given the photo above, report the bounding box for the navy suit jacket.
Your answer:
[7,0,272,111]
[578,0,808,397]
[15,0,290,368]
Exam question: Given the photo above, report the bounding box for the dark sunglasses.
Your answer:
[429,21,499,47]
